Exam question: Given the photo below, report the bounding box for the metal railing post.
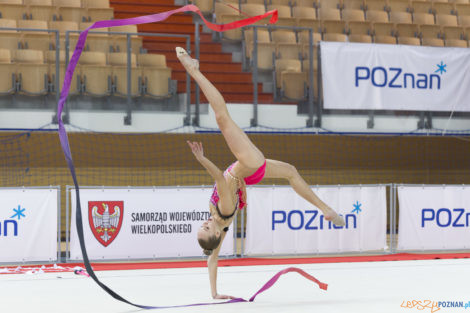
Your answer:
[251,26,258,127]
[64,32,71,125]
[124,34,132,125]
[66,186,70,262]
[241,204,245,257]
[194,22,201,126]
[388,184,393,254]
[233,211,238,256]
[184,38,192,126]
[367,111,375,129]
[306,29,314,127]
[392,184,397,253]
[316,44,322,127]
[55,30,67,123]
[57,186,62,262]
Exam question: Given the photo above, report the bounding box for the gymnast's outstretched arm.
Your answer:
[207,231,235,299]
[187,141,234,215]
[187,141,223,182]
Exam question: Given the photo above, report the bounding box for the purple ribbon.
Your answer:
[55,4,326,309]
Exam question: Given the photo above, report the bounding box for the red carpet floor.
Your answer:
[2,253,469,274]
[69,252,470,271]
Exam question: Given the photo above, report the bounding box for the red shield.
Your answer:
[88,201,124,247]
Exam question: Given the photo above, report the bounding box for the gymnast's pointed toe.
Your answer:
[176,47,199,72]
[331,214,345,227]
[324,209,346,227]
[175,47,188,56]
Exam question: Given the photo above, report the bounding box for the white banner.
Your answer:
[321,41,470,112]
[69,188,235,260]
[0,188,58,263]
[245,186,387,255]
[398,186,470,250]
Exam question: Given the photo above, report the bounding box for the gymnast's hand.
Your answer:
[187,141,204,160]
[213,293,235,300]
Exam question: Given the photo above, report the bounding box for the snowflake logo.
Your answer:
[11,205,26,220]
[435,61,447,75]
[351,201,362,214]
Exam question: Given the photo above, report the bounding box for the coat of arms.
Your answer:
[88,201,124,247]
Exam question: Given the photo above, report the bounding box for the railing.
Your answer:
[245,24,317,127]
[191,22,317,127]
[2,24,470,132]
[64,30,192,125]
[190,22,470,132]
[0,27,192,126]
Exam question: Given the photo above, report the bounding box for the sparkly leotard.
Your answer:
[209,160,266,219]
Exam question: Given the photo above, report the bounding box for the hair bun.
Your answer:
[203,249,213,256]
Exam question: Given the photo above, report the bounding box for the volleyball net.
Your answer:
[2,124,470,238]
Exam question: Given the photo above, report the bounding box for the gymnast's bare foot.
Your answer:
[176,47,199,73]
[324,208,346,227]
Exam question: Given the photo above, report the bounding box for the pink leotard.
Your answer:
[243,160,266,185]
[209,160,266,216]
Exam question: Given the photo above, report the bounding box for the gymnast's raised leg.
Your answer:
[176,47,345,226]
[176,47,264,176]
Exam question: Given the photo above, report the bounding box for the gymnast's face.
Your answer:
[197,217,220,241]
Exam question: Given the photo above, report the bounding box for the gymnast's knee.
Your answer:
[215,111,230,128]
[283,162,298,179]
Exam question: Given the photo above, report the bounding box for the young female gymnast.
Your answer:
[176,47,344,299]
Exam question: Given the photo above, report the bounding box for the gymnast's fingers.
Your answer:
[187,141,198,153]
[213,294,235,300]
[187,140,196,148]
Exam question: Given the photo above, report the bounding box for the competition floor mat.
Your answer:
[1,258,469,313]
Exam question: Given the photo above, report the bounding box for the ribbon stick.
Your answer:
[55,4,327,310]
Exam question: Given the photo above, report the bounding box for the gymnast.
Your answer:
[176,47,344,299]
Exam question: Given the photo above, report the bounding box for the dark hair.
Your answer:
[198,234,222,256]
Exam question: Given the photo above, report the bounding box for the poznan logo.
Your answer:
[88,201,124,247]
[272,201,363,231]
[355,61,446,90]
[421,208,470,228]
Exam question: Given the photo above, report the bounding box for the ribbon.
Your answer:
[74,266,327,309]
[55,4,326,310]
